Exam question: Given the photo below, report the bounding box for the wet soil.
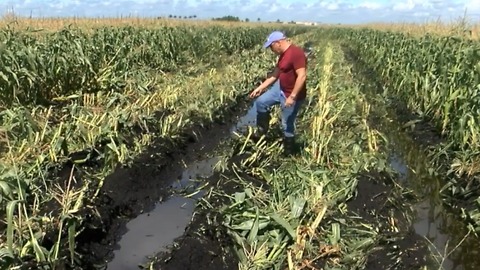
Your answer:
[149,152,271,270]
[150,172,243,270]
[348,171,429,270]
[69,99,253,269]
[150,128,266,270]
[388,97,445,148]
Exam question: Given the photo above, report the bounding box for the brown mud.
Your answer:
[150,162,247,270]
[349,172,429,270]
[72,101,253,270]
[149,124,268,270]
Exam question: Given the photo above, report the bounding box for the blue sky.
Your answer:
[2,0,480,24]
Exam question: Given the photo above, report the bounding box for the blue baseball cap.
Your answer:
[263,31,286,48]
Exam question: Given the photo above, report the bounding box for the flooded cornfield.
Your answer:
[3,22,479,270]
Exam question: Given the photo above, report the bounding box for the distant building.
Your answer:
[292,21,319,26]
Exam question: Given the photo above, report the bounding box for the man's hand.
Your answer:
[285,95,296,107]
[249,88,264,99]
[250,69,279,99]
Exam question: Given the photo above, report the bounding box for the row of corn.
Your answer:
[0,25,310,106]
[326,28,480,233]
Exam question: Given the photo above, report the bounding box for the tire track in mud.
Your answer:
[145,92,272,270]
[73,98,254,269]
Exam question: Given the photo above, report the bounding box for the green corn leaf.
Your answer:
[270,213,296,239]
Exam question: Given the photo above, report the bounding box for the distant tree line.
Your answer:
[166,14,197,19]
[212,15,241,21]
[160,14,305,25]
[212,16,266,23]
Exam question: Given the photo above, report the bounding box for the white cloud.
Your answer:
[319,1,340,10]
[268,3,281,13]
[393,0,433,11]
[393,2,414,11]
[326,3,339,10]
[413,11,430,17]
[465,0,480,13]
[358,2,383,10]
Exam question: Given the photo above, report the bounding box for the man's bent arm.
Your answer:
[289,67,306,99]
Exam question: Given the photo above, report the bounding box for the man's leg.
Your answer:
[280,94,304,155]
[254,81,281,137]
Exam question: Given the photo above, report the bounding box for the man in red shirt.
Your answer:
[249,31,307,155]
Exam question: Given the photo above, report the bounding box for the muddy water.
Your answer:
[374,104,480,270]
[106,106,256,269]
[106,156,222,269]
[106,196,197,269]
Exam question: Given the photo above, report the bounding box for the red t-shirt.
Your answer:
[277,44,307,100]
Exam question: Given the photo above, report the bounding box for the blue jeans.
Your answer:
[255,81,304,138]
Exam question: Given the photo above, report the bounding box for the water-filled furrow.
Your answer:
[105,100,258,269]
[376,104,479,270]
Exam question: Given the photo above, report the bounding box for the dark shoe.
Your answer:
[283,136,296,156]
[256,112,270,134]
[251,112,270,141]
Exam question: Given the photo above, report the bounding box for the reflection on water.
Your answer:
[106,156,220,269]
[106,196,196,270]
